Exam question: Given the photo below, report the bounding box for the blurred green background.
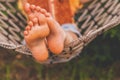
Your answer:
[0,1,120,80]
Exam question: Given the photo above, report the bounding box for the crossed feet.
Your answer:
[23,3,78,62]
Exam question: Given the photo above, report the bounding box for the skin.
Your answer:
[23,0,91,62]
[23,3,78,62]
[24,3,49,62]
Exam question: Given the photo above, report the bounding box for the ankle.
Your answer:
[64,31,78,45]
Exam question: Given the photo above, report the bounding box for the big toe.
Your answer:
[37,13,47,25]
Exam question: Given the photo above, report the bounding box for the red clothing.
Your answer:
[27,0,73,24]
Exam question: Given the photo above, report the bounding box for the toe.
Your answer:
[28,21,33,27]
[36,6,41,12]
[37,14,46,25]
[45,12,51,17]
[28,14,35,21]
[24,3,31,14]
[33,18,39,26]
[25,25,31,31]
[30,5,36,12]
[40,8,47,14]
[24,31,28,36]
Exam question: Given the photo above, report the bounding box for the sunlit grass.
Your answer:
[6,65,10,80]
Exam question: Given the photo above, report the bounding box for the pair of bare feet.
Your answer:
[24,3,77,62]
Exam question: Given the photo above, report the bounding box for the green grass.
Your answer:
[6,65,10,80]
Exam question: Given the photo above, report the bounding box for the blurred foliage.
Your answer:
[104,25,120,40]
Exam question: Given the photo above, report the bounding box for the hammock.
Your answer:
[0,0,120,64]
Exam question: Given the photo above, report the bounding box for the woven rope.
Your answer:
[0,0,120,64]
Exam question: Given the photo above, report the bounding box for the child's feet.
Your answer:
[30,4,76,55]
[34,6,67,54]
[23,3,77,62]
[46,14,66,54]
[24,3,50,62]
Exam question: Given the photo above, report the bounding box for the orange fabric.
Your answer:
[27,0,49,11]
[70,0,83,16]
[54,0,73,24]
[21,0,83,24]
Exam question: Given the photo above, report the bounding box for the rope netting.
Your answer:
[0,0,120,64]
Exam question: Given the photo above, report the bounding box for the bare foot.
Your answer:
[34,6,67,54]
[47,16,66,54]
[34,6,79,55]
[46,15,78,54]
[37,7,79,54]
[24,3,50,62]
